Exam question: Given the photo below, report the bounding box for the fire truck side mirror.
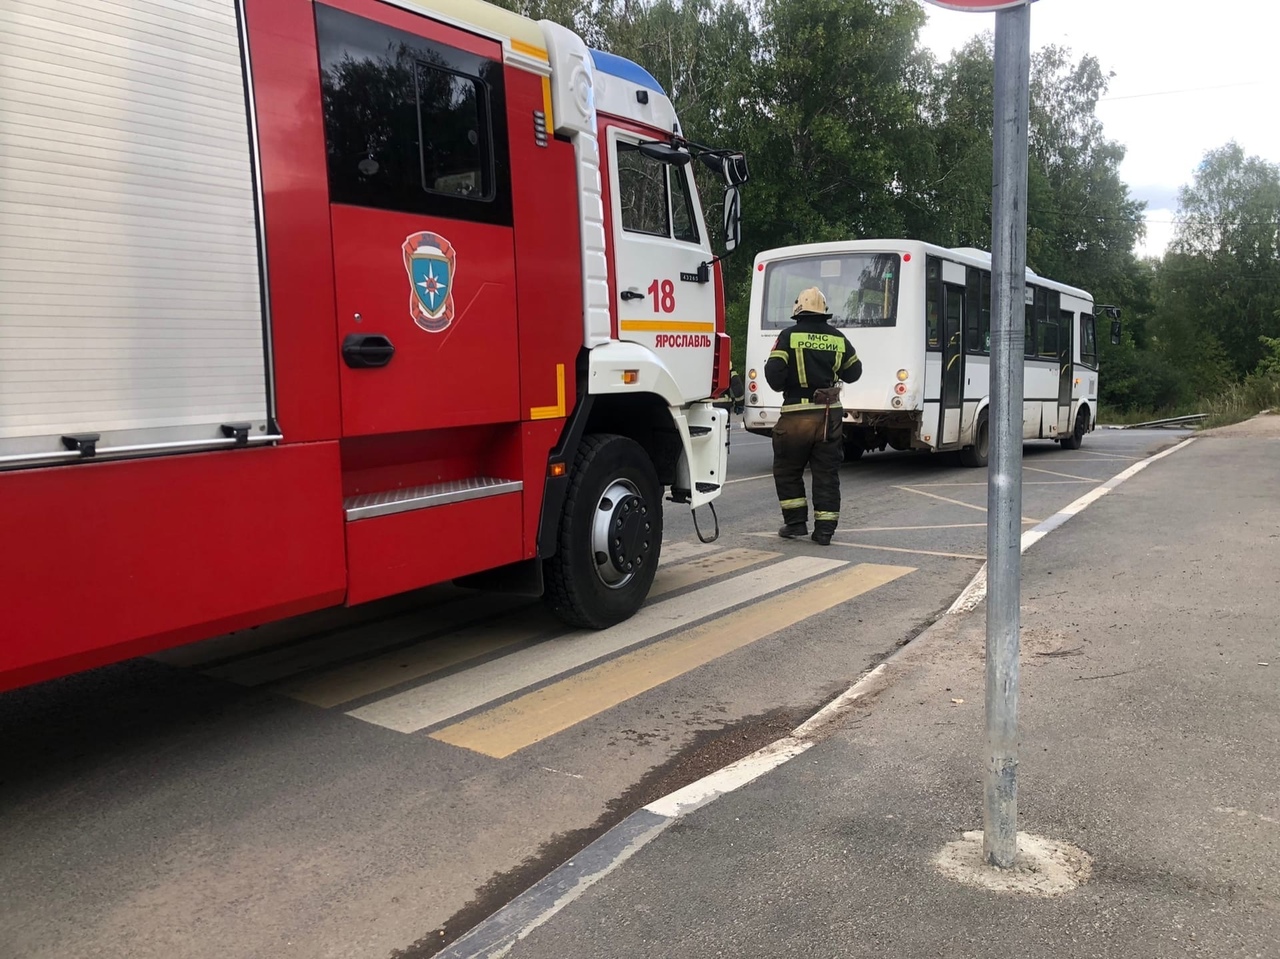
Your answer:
[637,141,692,166]
[722,186,742,253]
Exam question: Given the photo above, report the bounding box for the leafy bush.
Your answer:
[1099,345,1186,413]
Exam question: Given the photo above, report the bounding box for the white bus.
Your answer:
[742,240,1119,466]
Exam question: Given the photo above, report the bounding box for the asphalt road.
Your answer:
[0,426,1189,959]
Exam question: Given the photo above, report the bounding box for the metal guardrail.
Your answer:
[1115,413,1207,430]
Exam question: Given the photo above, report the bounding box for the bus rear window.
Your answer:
[761,254,901,330]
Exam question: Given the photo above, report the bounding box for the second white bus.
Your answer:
[742,240,1117,466]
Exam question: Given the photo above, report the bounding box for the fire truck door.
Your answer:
[606,128,716,401]
[316,2,519,437]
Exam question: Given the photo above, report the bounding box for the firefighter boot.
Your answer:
[811,526,834,546]
[778,522,809,539]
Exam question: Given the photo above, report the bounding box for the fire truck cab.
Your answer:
[0,0,747,691]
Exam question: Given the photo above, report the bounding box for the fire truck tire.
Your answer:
[543,433,663,629]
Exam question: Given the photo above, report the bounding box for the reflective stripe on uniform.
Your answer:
[780,401,844,413]
[814,511,840,521]
[779,497,807,509]
[795,346,808,388]
[840,351,860,371]
[769,350,789,362]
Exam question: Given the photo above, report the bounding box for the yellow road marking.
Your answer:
[277,613,552,708]
[280,545,764,708]
[431,563,914,758]
[650,548,778,597]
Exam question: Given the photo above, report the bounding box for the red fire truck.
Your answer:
[0,0,748,692]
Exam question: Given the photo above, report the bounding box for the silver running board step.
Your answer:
[344,477,522,521]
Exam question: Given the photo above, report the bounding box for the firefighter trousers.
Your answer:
[771,409,844,533]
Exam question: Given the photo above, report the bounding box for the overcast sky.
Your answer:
[917,0,1280,259]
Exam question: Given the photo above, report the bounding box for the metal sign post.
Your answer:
[984,0,1032,870]
[924,0,1035,869]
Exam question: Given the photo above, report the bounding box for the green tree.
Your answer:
[1166,142,1280,374]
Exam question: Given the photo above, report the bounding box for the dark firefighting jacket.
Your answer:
[763,316,863,413]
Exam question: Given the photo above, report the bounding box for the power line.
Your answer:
[1099,80,1268,102]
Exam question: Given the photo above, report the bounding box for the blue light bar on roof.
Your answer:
[589,48,665,96]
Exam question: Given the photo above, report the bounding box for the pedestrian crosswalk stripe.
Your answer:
[271,545,755,708]
[345,555,846,734]
[204,594,530,688]
[150,585,471,669]
[150,538,712,678]
[649,548,778,598]
[430,563,915,758]
[657,540,716,565]
[277,608,559,708]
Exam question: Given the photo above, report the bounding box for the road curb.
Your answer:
[436,436,1198,959]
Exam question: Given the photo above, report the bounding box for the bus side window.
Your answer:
[1081,313,1098,367]
[1024,300,1036,358]
[926,256,941,350]
[981,271,991,353]
[965,267,982,353]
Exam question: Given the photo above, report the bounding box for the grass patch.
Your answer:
[1096,403,1198,426]
[1201,375,1280,430]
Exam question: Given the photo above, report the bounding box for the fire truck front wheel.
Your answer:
[544,433,663,629]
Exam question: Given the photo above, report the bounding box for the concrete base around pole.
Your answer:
[935,831,1093,897]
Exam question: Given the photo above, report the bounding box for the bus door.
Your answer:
[1057,309,1074,434]
[940,284,965,445]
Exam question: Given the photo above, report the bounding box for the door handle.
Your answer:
[620,290,643,301]
[342,333,395,369]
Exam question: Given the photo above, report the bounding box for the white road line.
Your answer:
[744,532,983,561]
[946,437,1196,614]
[726,472,774,485]
[346,556,847,733]
[1023,465,1100,482]
[913,480,1093,487]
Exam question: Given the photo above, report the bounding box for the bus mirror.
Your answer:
[1101,305,1122,345]
[723,186,741,253]
[637,141,692,166]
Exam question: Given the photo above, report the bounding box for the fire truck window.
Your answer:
[670,166,700,244]
[315,3,512,226]
[616,143,671,237]
[416,65,486,198]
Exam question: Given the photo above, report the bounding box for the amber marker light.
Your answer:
[622,370,639,384]
[549,462,567,478]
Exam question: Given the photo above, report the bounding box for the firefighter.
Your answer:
[763,287,863,546]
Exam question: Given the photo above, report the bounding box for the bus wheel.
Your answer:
[1060,407,1088,450]
[960,411,989,468]
[543,434,663,629]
